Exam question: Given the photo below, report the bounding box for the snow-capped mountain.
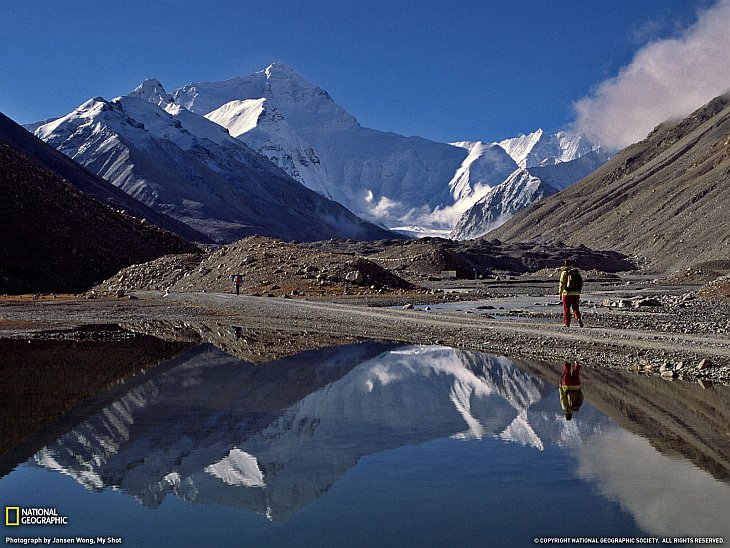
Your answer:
[449,170,558,240]
[128,78,172,105]
[31,343,608,520]
[447,140,520,204]
[498,128,601,168]
[166,63,520,231]
[30,63,607,239]
[450,149,611,240]
[163,64,607,234]
[31,89,394,243]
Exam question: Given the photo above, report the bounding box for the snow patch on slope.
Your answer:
[205,448,266,488]
[205,99,267,138]
[205,97,333,198]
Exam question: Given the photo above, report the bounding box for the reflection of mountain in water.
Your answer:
[32,343,608,520]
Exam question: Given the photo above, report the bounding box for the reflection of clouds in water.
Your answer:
[575,429,730,538]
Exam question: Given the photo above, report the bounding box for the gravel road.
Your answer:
[2,285,728,384]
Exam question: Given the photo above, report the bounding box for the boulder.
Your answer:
[633,298,662,308]
[345,270,365,284]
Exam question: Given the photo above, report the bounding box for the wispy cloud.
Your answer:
[574,0,730,150]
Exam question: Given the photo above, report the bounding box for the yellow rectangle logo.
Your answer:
[5,506,20,526]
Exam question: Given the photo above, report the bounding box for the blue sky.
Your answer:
[0,0,723,144]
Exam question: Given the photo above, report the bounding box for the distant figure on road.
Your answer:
[560,361,583,421]
[559,259,583,327]
[231,274,243,295]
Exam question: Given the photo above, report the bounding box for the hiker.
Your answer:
[559,259,583,327]
[231,274,243,295]
[560,361,583,421]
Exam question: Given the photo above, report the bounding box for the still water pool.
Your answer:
[1,338,728,547]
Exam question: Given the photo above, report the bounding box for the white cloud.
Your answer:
[574,0,730,150]
[576,429,730,538]
[396,182,493,232]
[367,193,401,217]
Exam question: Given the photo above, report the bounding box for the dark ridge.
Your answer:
[0,143,199,293]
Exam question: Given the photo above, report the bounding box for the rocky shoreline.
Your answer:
[1,274,728,385]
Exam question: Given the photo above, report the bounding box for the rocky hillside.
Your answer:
[0,144,198,293]
[95,236,415,297]
[305,237,634,279]
[490,94,730,274]
[0,112,210,243]
[95,235,634,298]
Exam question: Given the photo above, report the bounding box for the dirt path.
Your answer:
[146,292,730,382]
[1,291,728,383]
[193,292,730,355]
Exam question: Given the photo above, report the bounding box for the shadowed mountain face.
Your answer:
[0,143,198,293]
[0,112,210,243]
[490,94,730,273]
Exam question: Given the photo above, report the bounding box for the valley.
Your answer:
[4,3,730,544]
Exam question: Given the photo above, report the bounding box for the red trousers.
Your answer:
[562,361,581,385]
[562,295,581,326]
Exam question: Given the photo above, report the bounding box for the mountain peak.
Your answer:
[498,128,600,168]
[129,78,172,105]
[264,62,298,78]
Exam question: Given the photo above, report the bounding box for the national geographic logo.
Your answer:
[5,506,68,526]
[5,507,19,526]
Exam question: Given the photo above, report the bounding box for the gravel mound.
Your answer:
[96,236,415,297]
[303,236,635,282]
[96,253,204,293]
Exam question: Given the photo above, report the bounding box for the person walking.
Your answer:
[559,259,583,327]
[231,274,243,295]
[559,361,583,421]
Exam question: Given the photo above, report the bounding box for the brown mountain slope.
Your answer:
[0,144,199,293]
[490,94,730,274]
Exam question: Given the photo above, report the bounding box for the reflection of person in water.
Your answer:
[560,361,583,421]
